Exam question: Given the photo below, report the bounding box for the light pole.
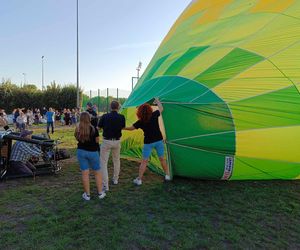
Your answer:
[131,77,138,91]
[132,61,142,91]
[76,0,80,108]
[136,61,142,78]
[41,56,44,91]
[22,73,26,86]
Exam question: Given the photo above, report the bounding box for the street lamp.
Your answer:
[76,0,80,108]
[41,56,44,91]
[22,73,26,86]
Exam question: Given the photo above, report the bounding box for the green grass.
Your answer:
[1,127,300,249]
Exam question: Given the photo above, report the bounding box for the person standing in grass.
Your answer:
[16,111,26,131]
[45,107,55,134]
[98,100,125,191]
[60,110,65,126]
[64,109,71,126]
[13,108,20,128]
[86,102,98,129]
[124,98,170,185]
[75,112,105,201]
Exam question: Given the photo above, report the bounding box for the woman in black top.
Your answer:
[124,98,170,185]
[75,112,105,201]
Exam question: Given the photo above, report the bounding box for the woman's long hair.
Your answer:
[137,103,153,123]
[75,112,94,143]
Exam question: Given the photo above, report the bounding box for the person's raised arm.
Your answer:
[123,126,136,131]
[154,97,163,113]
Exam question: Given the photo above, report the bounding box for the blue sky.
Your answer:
[0,0,190,91]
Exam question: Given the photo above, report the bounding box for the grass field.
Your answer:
[1,126,300,249]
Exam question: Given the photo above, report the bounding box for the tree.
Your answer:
[0,80,84,112]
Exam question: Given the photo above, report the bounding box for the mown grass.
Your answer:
[0,126,300,249]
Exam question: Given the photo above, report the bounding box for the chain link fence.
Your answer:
[82,88,131,114]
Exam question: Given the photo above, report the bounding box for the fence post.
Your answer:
[98,89,100,114]
[106,88,109,113]
[90,90,92,100]
[117,88,119,101]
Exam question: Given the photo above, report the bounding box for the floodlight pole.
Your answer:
[132,61,142,91]
[131,76,139,91]
[136,61,142,78]
[41,56,44,91]
[76,0,80,108]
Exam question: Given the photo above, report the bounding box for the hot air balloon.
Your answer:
[121,0,300,180]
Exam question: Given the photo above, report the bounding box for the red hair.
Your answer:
[137,103,153,123]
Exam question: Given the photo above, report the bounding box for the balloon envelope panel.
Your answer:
[122,0,300,180]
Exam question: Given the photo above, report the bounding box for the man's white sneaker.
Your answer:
[82,192,91,201]
[165,175,171,181]
[98,192,106,199]
[112,179,118,185]
[133,177,142,186]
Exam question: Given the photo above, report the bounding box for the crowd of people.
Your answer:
[0,106,82,177]
[1,99,171,201]
[0,107,83,133]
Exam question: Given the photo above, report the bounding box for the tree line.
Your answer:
[0,79,82,112]
[0,79,127,113]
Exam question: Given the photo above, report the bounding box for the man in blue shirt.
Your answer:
[45,107,55,134]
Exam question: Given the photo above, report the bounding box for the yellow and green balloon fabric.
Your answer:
[122,0,300,180]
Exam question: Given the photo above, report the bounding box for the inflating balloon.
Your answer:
[122,0,300,180]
